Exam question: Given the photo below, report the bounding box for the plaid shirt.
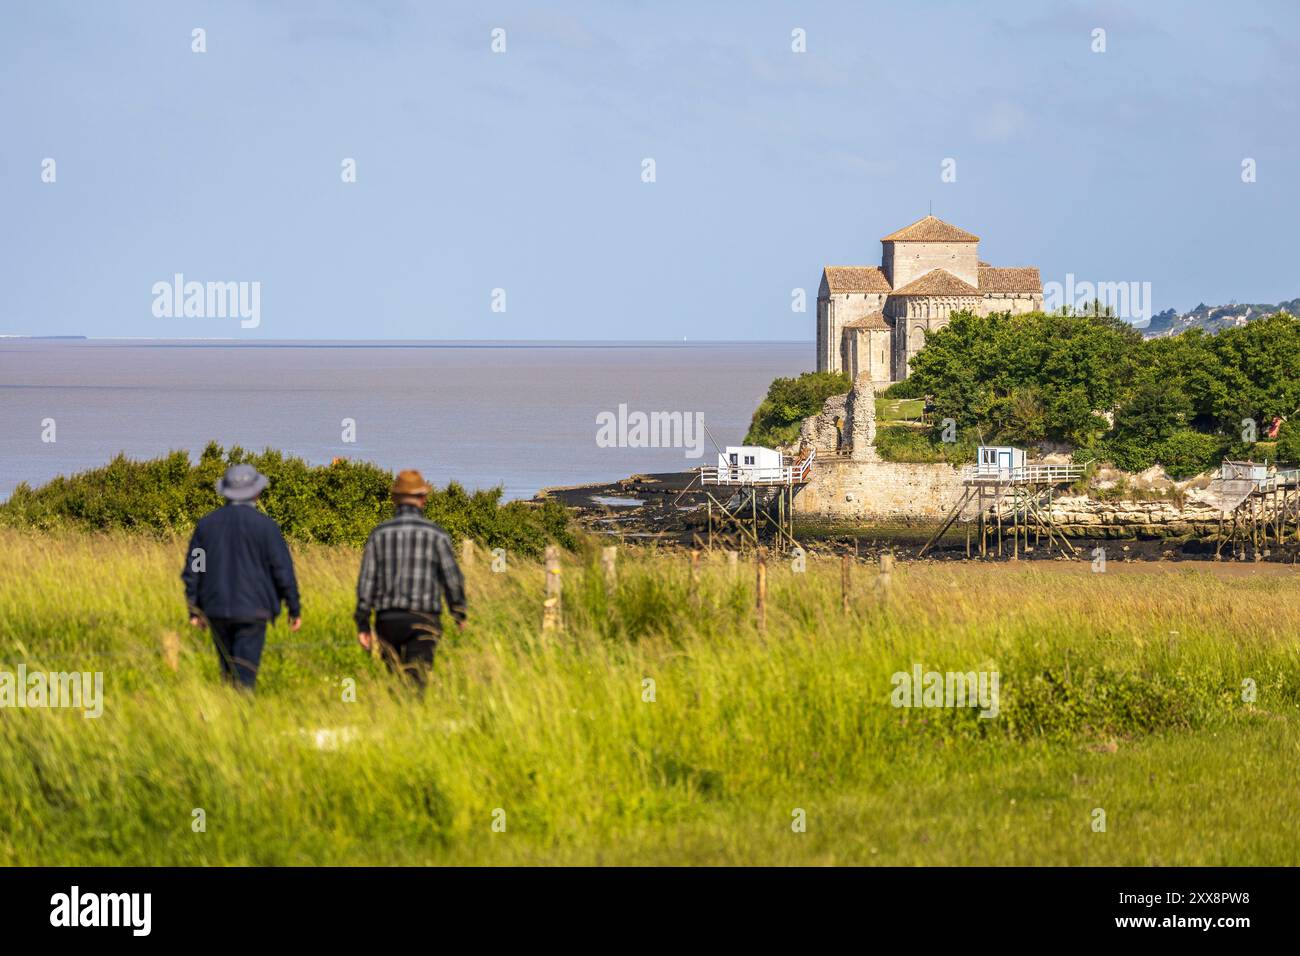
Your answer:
[354,505,467,630]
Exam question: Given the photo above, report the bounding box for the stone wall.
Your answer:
[843,373,878,462]
[818,291,889,373]
[883,240,978,288]
[846,326,892,386]
[798,392,847,456]
[981,292,1042,315]
[793,465,1240,534]
[791,387,1232,531]
[794,458,966,518]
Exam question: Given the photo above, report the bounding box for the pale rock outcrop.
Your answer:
[1040,494,1225,538]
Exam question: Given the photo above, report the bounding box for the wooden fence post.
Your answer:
[878,551,894,602]
[726,549,739,580]
[601,545,618,592]
[755,548,767,631]
[543,545,563,632]
[461,539,475,567]
[162,631,180,672]
[690,549,701,606]
[841,554,852,614]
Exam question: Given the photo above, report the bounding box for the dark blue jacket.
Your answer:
[181,503,301,622]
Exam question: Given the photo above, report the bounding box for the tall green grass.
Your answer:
[1,530,1297,865]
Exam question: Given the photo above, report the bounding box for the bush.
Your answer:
[0,443,573,556]
[1076,431,1231,480]
[874,425,977,465]
[1098,437,1156,474]
[1277,420,1300,465]
[880,378,924,400]
[744,371,850,447]
[1152,430,1231,480]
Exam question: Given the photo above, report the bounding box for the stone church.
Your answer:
[816,215,1042,384]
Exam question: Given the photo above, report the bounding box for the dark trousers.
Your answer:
[375,610,440,690]
[207,618,268,690]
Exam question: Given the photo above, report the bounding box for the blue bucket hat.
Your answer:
[215,463,269,501]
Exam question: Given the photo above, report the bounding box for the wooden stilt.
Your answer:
[707,497,713,551]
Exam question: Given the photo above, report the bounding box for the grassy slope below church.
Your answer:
[2,530,1299,865]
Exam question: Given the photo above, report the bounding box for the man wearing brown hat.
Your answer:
[355,469,466,690]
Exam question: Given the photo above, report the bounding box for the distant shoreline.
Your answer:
[0,337,811,347]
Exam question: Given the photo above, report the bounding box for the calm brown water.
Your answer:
[0,339,809,501]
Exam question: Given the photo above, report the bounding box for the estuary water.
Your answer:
[0,340,810,501]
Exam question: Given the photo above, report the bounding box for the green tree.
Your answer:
[907,310,1140,445]
[1211,312,1300,429]
[1111,370,1192,445]
[1277,419,1300,465]
[744,371,850,447]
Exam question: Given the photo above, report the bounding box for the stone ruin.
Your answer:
[795,371,879,462]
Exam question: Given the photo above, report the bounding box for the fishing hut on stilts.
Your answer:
[681,445,816,554]
[1210,460,1300,560]
[920,446,1088,558]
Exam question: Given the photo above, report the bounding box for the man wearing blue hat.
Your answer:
[181,463,302,690]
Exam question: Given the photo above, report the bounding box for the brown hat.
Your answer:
[391,469,431,496]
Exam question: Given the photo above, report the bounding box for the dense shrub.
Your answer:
[1077,431,1239,480]
[874,425,976,465]
[0,443,574,555]
[1277,420,1300,465]
[744,371,850,447]
[1152,430,1234,479]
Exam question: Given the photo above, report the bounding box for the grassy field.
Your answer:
[1,528,1298,865]
[876,396,924,422]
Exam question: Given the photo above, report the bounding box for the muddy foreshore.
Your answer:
[537,473,1300,564]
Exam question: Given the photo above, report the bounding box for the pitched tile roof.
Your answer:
[842,311,891,330]
[978,266,1042,293]
[890,269,981,296]
[822,266,892,293]
[881,215,979,243]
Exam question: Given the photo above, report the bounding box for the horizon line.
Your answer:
[0,336,817,346]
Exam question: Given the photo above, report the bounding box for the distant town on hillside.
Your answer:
[1138,297,1300,338]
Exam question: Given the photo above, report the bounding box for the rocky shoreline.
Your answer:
[1040,493,1223,539]
[537,473,1300,562]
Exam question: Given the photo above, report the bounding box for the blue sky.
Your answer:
[3,0,1297,340]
